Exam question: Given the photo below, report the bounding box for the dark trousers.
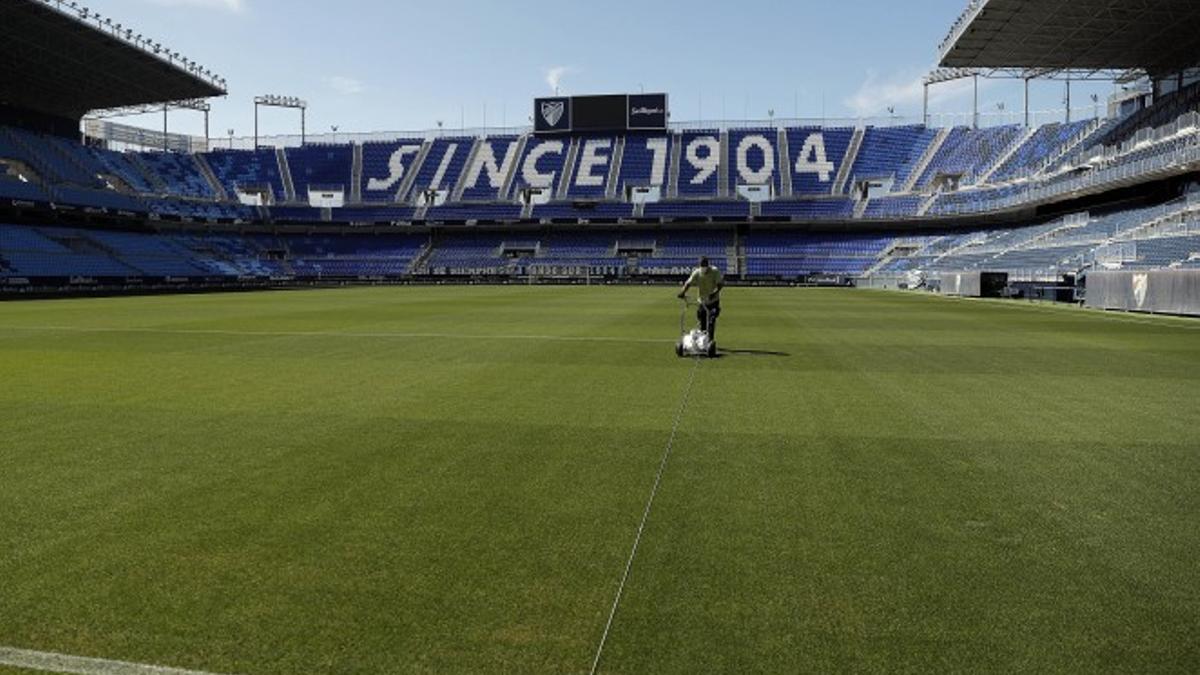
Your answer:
[697,301,721,342]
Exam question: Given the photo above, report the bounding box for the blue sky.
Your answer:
[99,0,1117,139]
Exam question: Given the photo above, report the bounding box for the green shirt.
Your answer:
[687,266,723,303]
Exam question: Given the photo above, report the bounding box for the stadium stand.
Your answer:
[675,130,722,197]
[1094,81,1200,150]
[0,127,106,188]
[360,138,425,202]
[286,144,353,198]
[644,200,748,220]
[89,147,156,193]
[786,126,854,195]
[0,176,50,202]
[509,137,571,197]
[913,124,1024,190]
[728,128,782,194]
[5,191,1200,283]
[988,120,1091,182]
[863,195,924,219]
[9,59,1200,289]
[759,198,855,220]
[424,202,523,223]
[847,125,939,191]
[744,231,893,278]
[563,135,618,199]
[5,78,1200,226]
[407,137,473,199]
[459,136,521,201]
[136,151,218,199]
[203,149,287,202]
[616,133,671,196]
[531,202,634,221]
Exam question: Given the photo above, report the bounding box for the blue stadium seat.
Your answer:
[847,125,938,191]
[617,133,671,196]
[203,149,286,201]
[361,138,425,202]
[286,144,353,198]
[137,151,217,198]
[459,136,521,201]
[784,126,854,195]
[676,130,722,197]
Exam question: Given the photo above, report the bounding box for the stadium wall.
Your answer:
[938,271,1008,298]
[1084,269,1200,316]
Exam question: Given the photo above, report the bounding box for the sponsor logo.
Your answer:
[540,101,565,127]
[1132,273,1149,308]
[631,106,664,116]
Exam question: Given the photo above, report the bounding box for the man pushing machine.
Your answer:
[677,256,724,353]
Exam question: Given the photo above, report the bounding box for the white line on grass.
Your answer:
[0,646,229,675]
[871,289,1200,331]
[589,357,701,675]
[0,325,670,345]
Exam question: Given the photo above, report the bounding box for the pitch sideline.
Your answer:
[0,324,671,344]
[0,646,230,675]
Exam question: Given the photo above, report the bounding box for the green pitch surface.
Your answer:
[1,287,1198,674]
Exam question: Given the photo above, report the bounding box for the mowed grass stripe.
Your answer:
[0,286,698,673]
[591,359,701,675]
[596,288,1200,674]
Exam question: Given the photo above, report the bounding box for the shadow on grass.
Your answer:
[716,348,791,358]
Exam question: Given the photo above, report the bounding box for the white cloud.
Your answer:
[844,68,980,118]
[545,66,571,94]
[145,0,245,12]
[326,76,365,96]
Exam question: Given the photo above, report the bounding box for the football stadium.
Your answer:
[1,0,1199,673]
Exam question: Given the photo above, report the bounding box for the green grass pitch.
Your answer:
[1,286,1198,674]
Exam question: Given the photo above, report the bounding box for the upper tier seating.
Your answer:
[137,151,217,198]
[1095,81,1200,149]
[848,125,938,190]
[361,138,424,202]
[617,134,671,195]
[914,125,1024,189]
[286,144,353,197]
[990,120,1091,182]
[459,136,521,201]
[786,126,854,195]
[4,89,1200,229]
[509,137,571,196]
[563,136,619,199]
[204,149,287,201]
[0,128,105,188]
[728,128,782,194]
[676,130,722,197]
[89,148,156,193]
[407,137,473,198]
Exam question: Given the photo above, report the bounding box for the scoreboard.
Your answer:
[534,93,668,134]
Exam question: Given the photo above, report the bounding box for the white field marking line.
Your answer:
[873,289,1200,332]
[969,299,1200,331]
[0,325,671,345]
[589,357,701,675]
[0,646,230,675]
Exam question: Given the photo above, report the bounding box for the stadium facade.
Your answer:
[1,0,1200,304]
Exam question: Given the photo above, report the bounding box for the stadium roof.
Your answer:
[939,0,1200,76]
[0,0,226,120]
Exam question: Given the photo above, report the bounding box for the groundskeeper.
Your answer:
[678,256,724,348]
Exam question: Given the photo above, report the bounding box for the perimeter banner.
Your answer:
[1084,269,1200,316]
